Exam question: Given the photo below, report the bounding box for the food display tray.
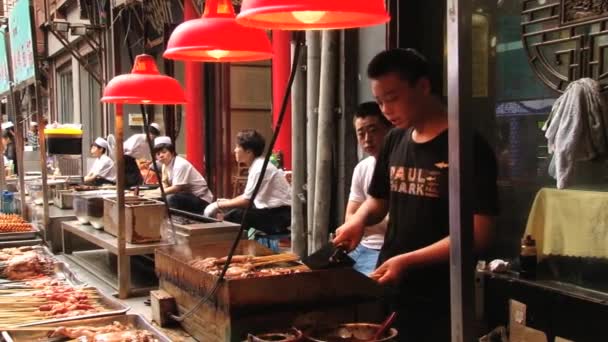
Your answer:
[1,314,170,342]
[10,286,130,327]
[0,224,39,241]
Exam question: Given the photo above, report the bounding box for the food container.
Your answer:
[25,179,67,205]
[44,127,83,155]
[306,323,398,342]
[53,189,76,209]
[25,183,44,205]
[73,192,115,228]
[103,197,166,243]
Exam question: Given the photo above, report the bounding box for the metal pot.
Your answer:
[306,323,398,342]
[246,328,303,342]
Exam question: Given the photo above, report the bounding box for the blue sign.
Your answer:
[0,33,10,95]
[8,0,35,86]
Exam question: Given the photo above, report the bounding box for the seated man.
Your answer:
[154,136,213,215]
[204,129,291,234]
[84,137,116,185]
[344,102,392,275]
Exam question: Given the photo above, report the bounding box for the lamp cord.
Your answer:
[171,31,306,322]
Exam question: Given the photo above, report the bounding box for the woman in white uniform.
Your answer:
[204,129,291,234]
[123,123,161,187]
[84,137,116,185]
[154,136,213,215]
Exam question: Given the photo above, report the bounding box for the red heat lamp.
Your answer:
[236,0,390,30]
[163,0,272,62]
[101,54,186,105]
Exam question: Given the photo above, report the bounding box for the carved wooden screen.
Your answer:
[522,0,608,92]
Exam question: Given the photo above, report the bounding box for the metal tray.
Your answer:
[0,238,43,249]
[2,314,170,342]
[0,224,40,241]
[0,246,85,287]
[5,286,130,327]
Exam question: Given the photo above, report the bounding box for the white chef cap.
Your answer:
[94,137,109,150]
[1,122,14,130]
[154,136,172,148]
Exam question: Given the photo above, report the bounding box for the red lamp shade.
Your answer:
[236,0,390,30]
[163,0,272,62]
[101,54,186,105]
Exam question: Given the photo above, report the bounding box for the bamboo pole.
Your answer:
[291,32,307,257]
[34,85,49,232]
[312,31,339,252]
[305,31,321,254]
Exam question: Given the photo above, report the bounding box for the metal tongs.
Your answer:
[301,241,355,270]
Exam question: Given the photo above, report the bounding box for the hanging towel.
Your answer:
[543,78,608,189]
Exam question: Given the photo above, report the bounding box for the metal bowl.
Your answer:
[306,323,398,342]
[247,328,303,342]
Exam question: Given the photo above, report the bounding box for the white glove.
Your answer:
[204,201,220,217]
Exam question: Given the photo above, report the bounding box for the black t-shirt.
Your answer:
[368,127,498,306]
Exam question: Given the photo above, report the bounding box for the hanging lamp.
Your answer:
[101,54,186,104]
[163,0,272,62]
[236,0,390,30]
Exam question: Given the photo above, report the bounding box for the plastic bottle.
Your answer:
[2,191,14,214]
[520,235,537,279]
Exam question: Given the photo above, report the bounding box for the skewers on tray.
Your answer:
[48,321,159,341]
[0,215,33,233]
[1,315,168,342]
[188,253,310,279]
[0,286,114,327]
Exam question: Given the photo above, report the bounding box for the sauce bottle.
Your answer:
[520,235,537,279]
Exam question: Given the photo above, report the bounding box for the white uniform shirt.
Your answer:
[89,154,116,182]
[164,156,213,203]
[243,157,291,209]
[349,156,387,250]
[124,134,151,160]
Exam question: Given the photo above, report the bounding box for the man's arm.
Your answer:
[344,201,362,222]
[217,196,250,210]
[164,184,186,195]
[371,214,495,284]
[334,196,388,251]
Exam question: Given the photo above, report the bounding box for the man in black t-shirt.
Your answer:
[334,49,498,341]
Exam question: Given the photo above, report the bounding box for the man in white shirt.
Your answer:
[123,123,161,187]
[204,130,292,234]
[154,136,213,215]
[84,137,116,185]
[342,102,392,275]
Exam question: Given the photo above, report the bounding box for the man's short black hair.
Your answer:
[353,101,391,127]
[154,144,176,155]
[236,129,265,157]
[367,48,432,88]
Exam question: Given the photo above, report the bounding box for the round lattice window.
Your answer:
[522,0,608,92]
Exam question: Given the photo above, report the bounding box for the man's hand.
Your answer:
[204,202,220,217]
[370,254,409,285]
[333,221,365,252]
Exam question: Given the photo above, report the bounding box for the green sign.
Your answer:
[0,33,10,95]
[8,0,35,86]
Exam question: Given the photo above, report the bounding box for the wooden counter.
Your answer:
[62,220,171,297]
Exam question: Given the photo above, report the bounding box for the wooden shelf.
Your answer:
[62,220,171,298]
[62,221,170,256]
